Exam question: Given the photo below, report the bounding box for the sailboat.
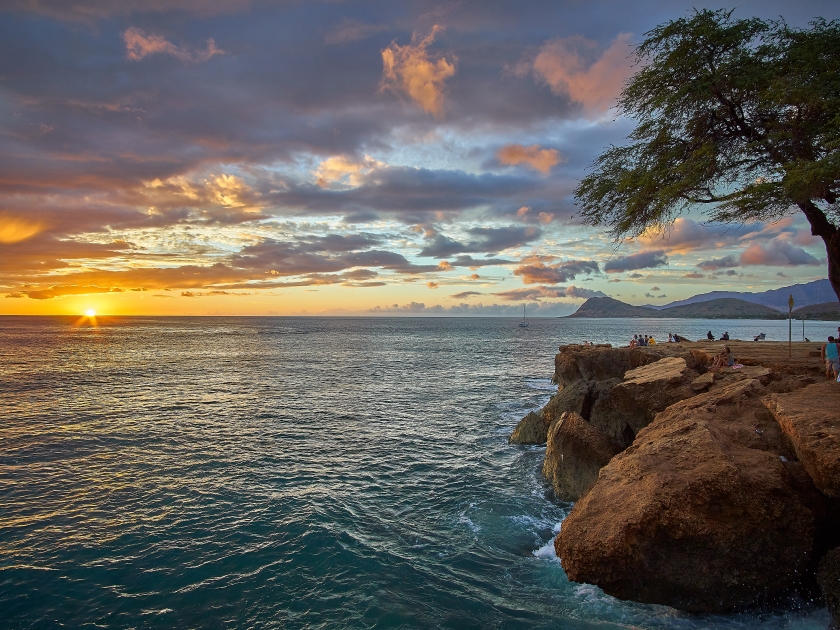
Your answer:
[519,305,529,327]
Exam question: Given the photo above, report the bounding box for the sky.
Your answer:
[1,0,837,316]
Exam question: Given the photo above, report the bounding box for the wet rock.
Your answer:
[555,381,816,613]
[542,411,621,502]
[508,411,545,445]
[818,548,840,628]
[764,382,840,498]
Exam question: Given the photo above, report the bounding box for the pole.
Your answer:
[802,316,805,342]
[788,294,794,358]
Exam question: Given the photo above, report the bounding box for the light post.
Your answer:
[788,294,794,357]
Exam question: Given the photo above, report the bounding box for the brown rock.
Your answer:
[555,386,816,613]
[691,371,715,392]
[542,411,621,502]
[818,548,840,628]
[509,380,595,445]
[587,357,697,446]
[553,345,662,389]
[508,411,546,445]
[763,382,840,498]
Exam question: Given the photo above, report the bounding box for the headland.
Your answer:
[511,339,840,621]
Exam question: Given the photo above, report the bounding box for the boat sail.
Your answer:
[519,305,528,327]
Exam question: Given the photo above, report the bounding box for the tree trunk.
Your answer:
[825,230,840,304]
[799,200,840,303]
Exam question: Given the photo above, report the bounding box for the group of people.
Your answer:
[629,333,689,347]
[629,334,657,348]
[706,331,731,341]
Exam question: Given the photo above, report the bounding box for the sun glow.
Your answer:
[85,309,96,317]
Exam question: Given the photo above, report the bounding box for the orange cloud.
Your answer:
[498,145,562,175]
[380,25,456,116]
[314,155,383,188]
[0,215,44,244]
[123,27,224,63]
[528,33,633,113]
[427,281,439,289]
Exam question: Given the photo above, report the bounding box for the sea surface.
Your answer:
[2,316,837,629]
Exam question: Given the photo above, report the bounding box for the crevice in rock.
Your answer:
[622,423,636,448]
[580,384,596,421]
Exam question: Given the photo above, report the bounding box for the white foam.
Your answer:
[457,516,480,533]
[532,540,560,562]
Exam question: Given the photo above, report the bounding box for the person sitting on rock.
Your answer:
[710,346,734,369]
[648,335,656,345]
[637,334,646,347]
[753,332,766,341]
[707,330,715,341]
[721,331,730,341]
[821,336,840,380]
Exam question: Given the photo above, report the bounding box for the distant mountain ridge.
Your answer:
[649,279,833,311]
[569,297,795,319]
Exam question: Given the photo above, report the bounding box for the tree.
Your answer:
[575,9,840,301]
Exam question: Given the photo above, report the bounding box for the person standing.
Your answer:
[821,336,840,380]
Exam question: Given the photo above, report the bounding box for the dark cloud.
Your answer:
[513,259,599,284]
[604,250,668,273]
[451,290,482,298]
[418,225,541,257]
[697,255,740,271]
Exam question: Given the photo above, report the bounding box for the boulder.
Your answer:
[508,411,545,445]
[763,382,840,498]
[542,411,622,502]
[555,383,816,613]
[587,357,697,446]
[691,371,715,392]
[818,548,840,628]
[553,345,662,389]
[509,380,594,445]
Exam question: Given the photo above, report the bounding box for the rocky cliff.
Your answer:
[510,341,840,620]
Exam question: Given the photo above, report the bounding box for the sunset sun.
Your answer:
[85,309,96,317]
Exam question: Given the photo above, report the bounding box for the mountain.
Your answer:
[651,279,833,311]
[568,297,659,318]
[569,297,788,319]
[659,298,785,319]
[792,301,840,320]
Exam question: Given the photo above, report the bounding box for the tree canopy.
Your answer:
[574,9,840,300]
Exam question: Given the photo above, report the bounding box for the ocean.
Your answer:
[1,316,836,629]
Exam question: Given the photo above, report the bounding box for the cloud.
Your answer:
[525,32,633,113]
[427,281,439,289]
[697,255,740,271]
[418,226,541,257]
[123,27,224,63]
[380,25,456,116]
[451,291,482,299]
[604,250,667,273]
[0,215,45,244]
[494,284,606,301]
[651,286,660,291]
[325,18,387,45]
[314,155,384,188]
[497,144,563,175]
[682,272,705,279]
[515,206,554,224]
[513,259,599,284]
[740,237,822,267]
